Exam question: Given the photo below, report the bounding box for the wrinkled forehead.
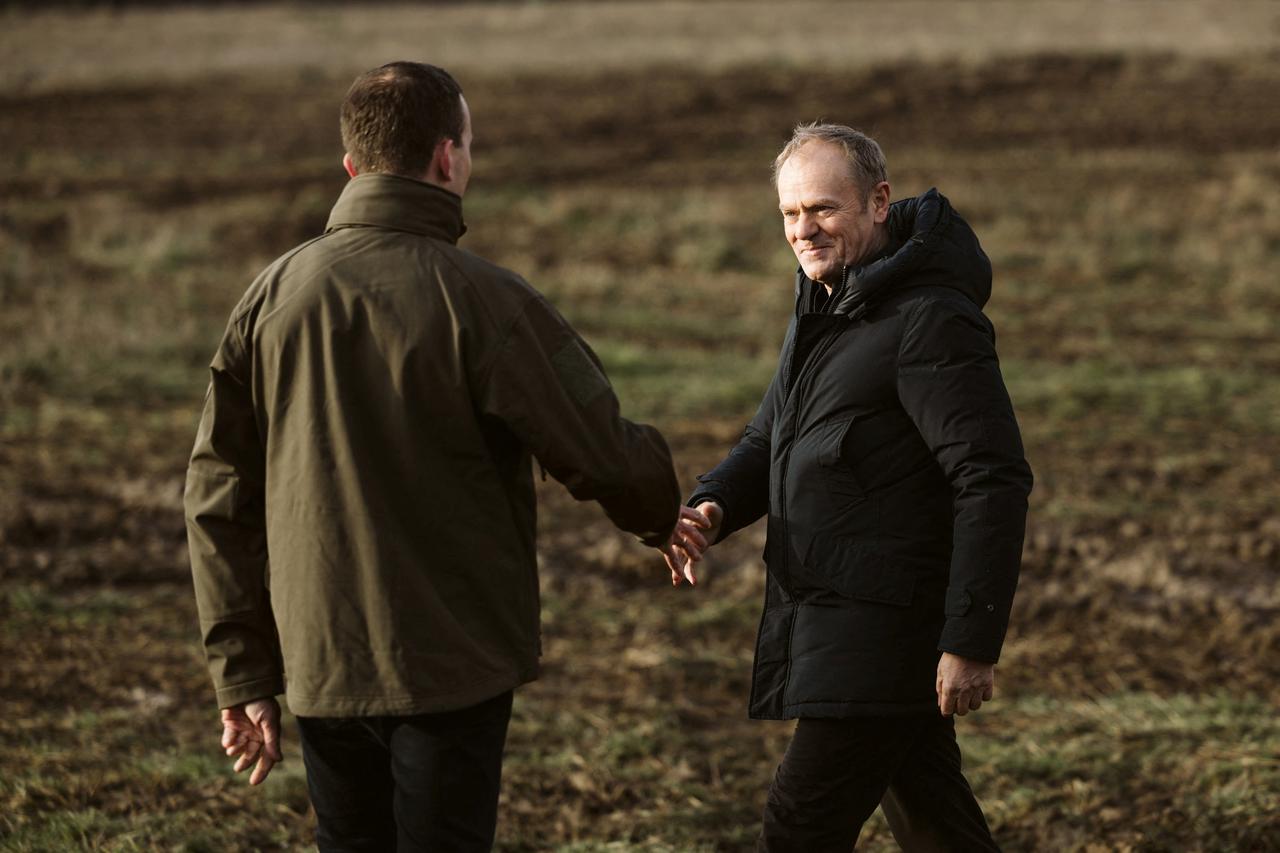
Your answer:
[776,143,859,205]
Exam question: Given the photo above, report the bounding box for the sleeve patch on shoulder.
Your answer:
[551,340,611,407]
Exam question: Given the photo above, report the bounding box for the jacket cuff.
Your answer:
[216,675,285,709]
[936,586,1006,663]
[639,522,677,549]
[686,489,723,509]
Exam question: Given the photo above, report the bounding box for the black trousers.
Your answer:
[758,713,998,852]
[296,690,514,853]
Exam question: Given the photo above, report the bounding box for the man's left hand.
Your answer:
[936,653,995,717]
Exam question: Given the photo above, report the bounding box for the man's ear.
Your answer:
[342,153,359,178]
[432,137,458,184]
[870,181,892,223]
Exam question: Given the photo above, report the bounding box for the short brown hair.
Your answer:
[340,62,465,178]
[772,123,888,198]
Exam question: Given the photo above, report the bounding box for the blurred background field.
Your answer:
[2,2,1279,850]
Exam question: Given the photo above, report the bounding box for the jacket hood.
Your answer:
[326,173,467,244]
[801,188,991,319]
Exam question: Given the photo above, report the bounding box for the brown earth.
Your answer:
[2,51,1279,850]
[4,52,1278,696]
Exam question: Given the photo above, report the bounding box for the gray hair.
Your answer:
[772,123,889,198]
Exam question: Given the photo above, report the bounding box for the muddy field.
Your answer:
[1,4,1279,851]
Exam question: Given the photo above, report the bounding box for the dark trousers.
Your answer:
[758,713,998,852]
[296,690,514,853]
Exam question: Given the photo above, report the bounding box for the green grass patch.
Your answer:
[594,340,777,422]
[1005,359,1280,439]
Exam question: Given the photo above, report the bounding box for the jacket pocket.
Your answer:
[814,417,866,502]
[806,535,915,607]
[815,416,851,467]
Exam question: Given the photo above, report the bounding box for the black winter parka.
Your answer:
[689,189,1033,719]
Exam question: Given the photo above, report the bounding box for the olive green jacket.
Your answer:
[184,174,680,716]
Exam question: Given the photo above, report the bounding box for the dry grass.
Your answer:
[1,1,1278,93]
[2,6,1280,850]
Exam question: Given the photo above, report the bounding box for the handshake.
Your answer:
[658,501,725,587]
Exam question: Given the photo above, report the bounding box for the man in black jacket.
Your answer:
[668,125,1033,850]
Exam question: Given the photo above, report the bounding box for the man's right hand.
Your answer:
[221,697,283,785]
[659,501,724,586]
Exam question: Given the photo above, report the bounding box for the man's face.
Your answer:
[449,94,474,195]
[776,141,888,286]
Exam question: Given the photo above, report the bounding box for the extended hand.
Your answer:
[936,652,995,716]
[659,502,724,587]
[221,697,283,785]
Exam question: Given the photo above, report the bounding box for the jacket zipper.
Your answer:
[768,275,852,713]
[778,275,851,586]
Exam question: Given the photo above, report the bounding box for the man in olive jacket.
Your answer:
[673,125,1033,850]
[184,62,682,850]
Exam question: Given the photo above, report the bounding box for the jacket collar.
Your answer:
[795,188,992,321]
[325,173,467,244]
